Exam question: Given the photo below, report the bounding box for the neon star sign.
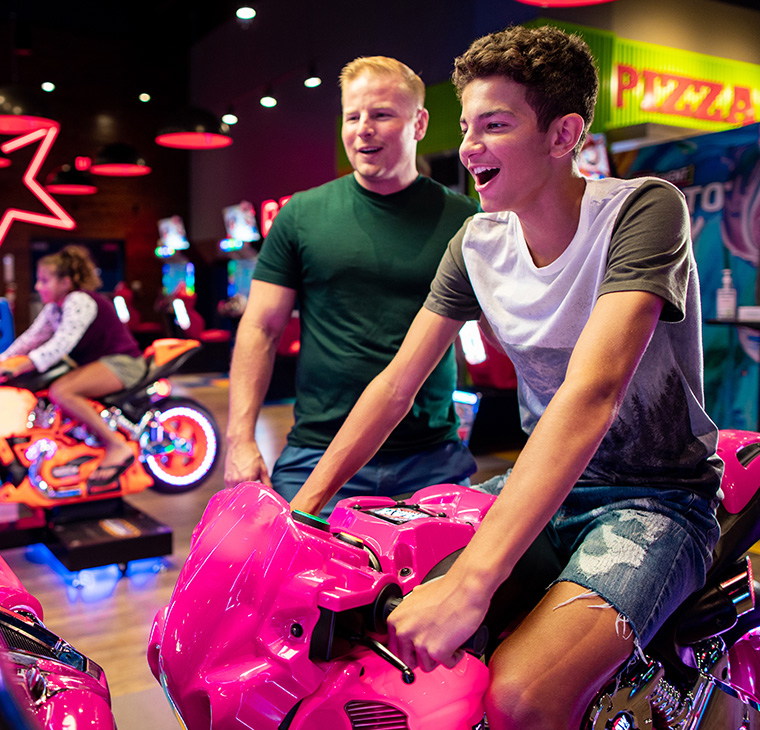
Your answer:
[0,125,76,247]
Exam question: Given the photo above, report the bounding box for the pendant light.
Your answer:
[90,143,151,177]
[0,85,58,135]
[515,0,617,5]
[155,107,233,150]
[45,163,98,195]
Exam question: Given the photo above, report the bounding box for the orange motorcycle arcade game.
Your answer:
[0,338,220,571]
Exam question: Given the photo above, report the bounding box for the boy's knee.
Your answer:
[46,381,64,404]
[485,673,552,730]
[486,651,547,729]
[486,644,585,730]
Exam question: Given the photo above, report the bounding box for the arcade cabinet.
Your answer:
[457,320,525,454]
[155,215,231,373]
[217,199,300,400]
[112,281,163,350]
[216,201,261,323]
[0,298,13,352]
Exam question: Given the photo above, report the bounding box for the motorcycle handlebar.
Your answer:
[383,596,490,656]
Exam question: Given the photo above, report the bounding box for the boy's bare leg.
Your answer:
[486,580,635,730]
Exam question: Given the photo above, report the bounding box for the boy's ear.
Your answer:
[549,113,585,158]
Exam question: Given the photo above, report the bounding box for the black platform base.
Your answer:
[47,500,173,572]
[0,499,173,572]
[0,507,47,550]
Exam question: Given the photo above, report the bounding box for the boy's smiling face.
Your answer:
[459,76,555,214]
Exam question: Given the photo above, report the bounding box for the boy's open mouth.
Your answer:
[472,166,500,185]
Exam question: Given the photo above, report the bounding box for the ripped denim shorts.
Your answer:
[474,475,721,647]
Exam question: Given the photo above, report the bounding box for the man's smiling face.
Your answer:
[341,71,428,195]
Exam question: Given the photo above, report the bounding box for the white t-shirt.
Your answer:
[426,177,722,496]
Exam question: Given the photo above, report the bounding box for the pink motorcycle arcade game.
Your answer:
[0,555,115,729]
[149,430,760,730]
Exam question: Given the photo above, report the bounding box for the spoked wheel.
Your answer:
[143,397,220,493]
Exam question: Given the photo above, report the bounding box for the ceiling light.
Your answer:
[236,6,256,28]
[155,107,233,149]
[260,88,277,108]
[90,143,151,177]
[41,82,55,93]
[221,106,238,125]
[304,64,322,88]
[45,163,97,195]
[139,92,151,103]
[515,0,617,5]
[0,85,58,135]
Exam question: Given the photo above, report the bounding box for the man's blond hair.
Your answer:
[339,56,425,108]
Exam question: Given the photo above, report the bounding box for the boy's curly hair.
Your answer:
[453,25,599,154]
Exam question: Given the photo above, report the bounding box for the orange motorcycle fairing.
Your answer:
[0,438,13,467]
[144,338,201,368]
[0,430,152,509]
[0,387,37,439]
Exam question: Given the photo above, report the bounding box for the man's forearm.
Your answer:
[227,319,279,445]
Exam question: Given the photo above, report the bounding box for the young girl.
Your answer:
[0,246,146,488]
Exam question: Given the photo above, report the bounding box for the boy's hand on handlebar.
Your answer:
[223,440,273,490]
[387,573,490,673]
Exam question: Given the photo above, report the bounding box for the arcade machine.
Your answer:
[156,214,194,335]
[217,199,300,400]
[112,282,163,349]
[156,215,231,372]
[0,244,173,574]
[216,200,261,322]
[456,320,524,454]
[0,255,15,352]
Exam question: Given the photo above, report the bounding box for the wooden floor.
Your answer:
[0,374,520,729]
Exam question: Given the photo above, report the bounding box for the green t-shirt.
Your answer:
[254,173,479,451]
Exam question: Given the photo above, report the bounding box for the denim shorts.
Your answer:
[99,354,146,389]
[272,440,477,517]
[474,474,721,647]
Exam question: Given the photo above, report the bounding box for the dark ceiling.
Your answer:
[713,0,760,8]
[3,0,233,51]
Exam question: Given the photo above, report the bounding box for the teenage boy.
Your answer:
[225,57,478,513]
[291,26,721,729]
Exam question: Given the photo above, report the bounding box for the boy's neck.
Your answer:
[521,175,587,268]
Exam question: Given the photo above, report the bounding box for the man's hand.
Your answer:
[224,440,272,489]
[387,573,490,673]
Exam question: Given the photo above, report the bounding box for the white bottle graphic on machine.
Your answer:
[716,268,737,320]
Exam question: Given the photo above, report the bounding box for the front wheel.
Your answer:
[142,397,220,493]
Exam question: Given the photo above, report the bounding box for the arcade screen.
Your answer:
[578,133,612,180]
[222,201,260,245]
[227,258,257,298]
[157,215,190,254]
[163,261,195,296]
